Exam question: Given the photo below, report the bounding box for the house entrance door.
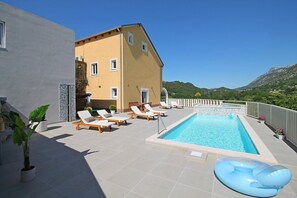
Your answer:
[141,88,149,103]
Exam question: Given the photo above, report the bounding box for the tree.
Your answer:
[194,92,202,98]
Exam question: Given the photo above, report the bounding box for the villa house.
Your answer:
[75,23,163,112]
[0,3,75,123]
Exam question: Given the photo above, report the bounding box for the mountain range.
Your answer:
[163,63,297,110]
[238,63,297,90]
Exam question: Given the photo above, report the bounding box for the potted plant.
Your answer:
[109,104,116,115]
[274,128,285,140]
[33,112,48,133]
[258,116,265,124]
[11,104,49,182]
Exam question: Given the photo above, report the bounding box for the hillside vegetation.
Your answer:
[163,64,297,110]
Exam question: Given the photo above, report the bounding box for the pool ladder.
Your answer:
[157,115,167,134]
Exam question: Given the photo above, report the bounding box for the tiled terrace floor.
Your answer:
[0,108,296,198]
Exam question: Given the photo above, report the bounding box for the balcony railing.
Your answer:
[168,98,297,147]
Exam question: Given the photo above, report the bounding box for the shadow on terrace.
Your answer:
[0,130,106,197]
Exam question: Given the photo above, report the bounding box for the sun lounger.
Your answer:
[171,101,184,109]
[130,106,156,120]
[160,101,171,109]
[144,104,166,116]
[97,109,129,126]
[73,110,115,133]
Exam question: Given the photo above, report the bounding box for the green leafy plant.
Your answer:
[12,104,49,171]
[84,106,93,113]
[109,104,116,111]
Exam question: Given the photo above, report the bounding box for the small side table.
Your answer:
[0,128,12,165]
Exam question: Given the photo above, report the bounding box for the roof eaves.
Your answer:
[139,24,164,67]
[75,23,140,43]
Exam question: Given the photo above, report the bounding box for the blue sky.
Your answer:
[3,0,297,88]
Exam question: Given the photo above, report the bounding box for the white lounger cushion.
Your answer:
[88,120,114,127]
[77,110,115,126]
[97,110,129,121]
[160,102,171,108]
[131,106,155,117]
[144,104,166,114]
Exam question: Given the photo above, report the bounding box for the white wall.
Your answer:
[0,3,75,123]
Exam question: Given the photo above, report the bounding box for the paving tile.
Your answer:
[168,183,212,198]
[161,153,188,167]
[288,179,297,194]
[178,168,214,192]
[281,178,296,194]
[127,157,159,172]
[0,178,52,198]
[132,174,175,198]
[99,181,129,198]
[54,171,103,198]
[26,188,68,198]
[274,153,297,167]
[211,194,226,198]
[274,191,297,198]
[185,159,215,174]
[38,161,85,187]
[92,161,125,181]
[150,162,183,181]
[106,150,140,166]
[125,191,147,198]
[141,148,170,161]
[212,177,254,198]
[84,154,105,168]
[88,148,120,161]
[0,171,21,192]
[107,167,147,190]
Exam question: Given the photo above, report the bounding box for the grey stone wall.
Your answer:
[0,3,75,123]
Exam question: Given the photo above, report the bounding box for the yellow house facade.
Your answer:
[75,23,163,112]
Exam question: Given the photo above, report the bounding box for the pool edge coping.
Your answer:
[146,113,278,164]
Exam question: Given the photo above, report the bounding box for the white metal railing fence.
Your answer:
[168,98,223,107]
[246,102,297,147]
[194,104,246,116]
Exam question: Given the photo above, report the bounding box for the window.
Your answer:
[110,59,117,71]
[0,21,6,48]
[128,32,133,45]
[141,88,149,103]
[141,41,148,53]
[111,88,118,99]
[90,62,98,76]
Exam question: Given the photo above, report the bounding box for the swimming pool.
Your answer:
[160,114,259,154]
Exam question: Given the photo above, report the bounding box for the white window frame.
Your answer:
[110,58,118,71]
[140,88,149,103]
[111,87,118,99]
[0,21,6,49]
[141,41,148,53]
[90,62,98,76]
[128,32,133,45]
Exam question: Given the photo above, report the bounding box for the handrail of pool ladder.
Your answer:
[157,114,167,134]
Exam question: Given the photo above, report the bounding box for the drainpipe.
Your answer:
[117,28,123,112]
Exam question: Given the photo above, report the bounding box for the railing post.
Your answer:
[285,111,289,131]
[257,102,260,117]
[270,105,272,125]
[157,115,159,134]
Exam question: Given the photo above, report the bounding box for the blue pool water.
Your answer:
[161,114,259,154]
